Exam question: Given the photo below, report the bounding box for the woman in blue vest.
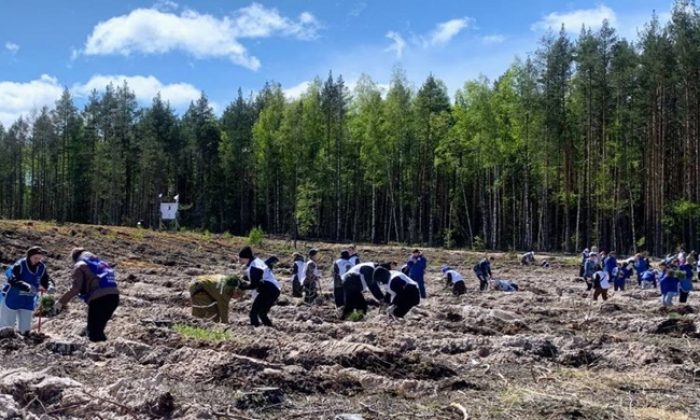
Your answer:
[0,246,54,333]
[56,248,120,342]
[406,249,428,298]
[632,253,650,286]
[659,263,680,307]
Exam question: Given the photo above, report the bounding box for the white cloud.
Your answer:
[532,5,617,33]
[427,18,472,46]
[385,31,407,58]
[5,42,19,54]
[386,17,472,58]
[154,0,179,12]
[232,3,319,40]
[0,74,63,126]
[283,80,311,100]
[80,3,320,70]
[0,73,206,127]
[73,74,202,106]
[481,34,506,45]
[283,78,391,101]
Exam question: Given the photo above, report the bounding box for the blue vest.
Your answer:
[78,257,118,302]
[4,258,45,310]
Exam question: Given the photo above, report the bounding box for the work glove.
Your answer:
[54,302,64,314]
[15,281,32,293]
[46,282,56,295]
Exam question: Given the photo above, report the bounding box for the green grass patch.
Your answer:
[347,310,365,322]
[173,324,231,341]
[247,226,265,246]
[667,311,680,320]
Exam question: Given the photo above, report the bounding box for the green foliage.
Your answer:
[671,200,700,219]
[247,226,265,246]
[347,310,365,322]
[3,4,700,254]
[636,237,646,250]
[173,324,231,341]
[473,236,486,251]
[36,295,55,316]
[295,181,320,237]
[223,274,241,289]
[444,228,456,249]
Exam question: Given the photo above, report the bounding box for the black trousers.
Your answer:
[453,280,467,296]
[679,291,689,303]
[291,277,303,298]
[87,294,119,342]
[303,278,319,304]
[593,288,608,301]
[475,272,489,291]
[392,285,420,317]
[342,275,367,319]
[250,282,280,327]
[334,286,345,307]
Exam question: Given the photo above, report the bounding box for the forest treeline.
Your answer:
[2,1,700,255]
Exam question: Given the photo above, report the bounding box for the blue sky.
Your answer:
[0,0,674,125]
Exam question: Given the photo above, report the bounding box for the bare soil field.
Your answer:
[0,220,698,419]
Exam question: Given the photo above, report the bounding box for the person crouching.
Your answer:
[189,275,240,323]
[238,247,281,327]
[56,248,119,342]
[442,265,466,296]
[373,266,421,318]
[340,262,384,319]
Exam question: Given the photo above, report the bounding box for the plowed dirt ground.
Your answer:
[1,220,698,419]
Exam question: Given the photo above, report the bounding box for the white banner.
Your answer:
[160,203,178,220]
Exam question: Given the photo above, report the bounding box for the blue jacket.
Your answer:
[614,266,632,286]
[3,258,45,310]
[407,255,427,280]
[659,273,679,295]
[604,256,617,274]
[583,258,597,278]
[634,258,649,275]
[580,251,589,265]
[679,264,694,292]
[474,259,492,277]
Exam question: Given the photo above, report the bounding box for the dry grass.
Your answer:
[633,407,690,420]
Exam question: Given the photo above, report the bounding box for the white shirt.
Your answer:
[246,258,280,290]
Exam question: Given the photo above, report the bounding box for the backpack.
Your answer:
[80,258,118,301]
